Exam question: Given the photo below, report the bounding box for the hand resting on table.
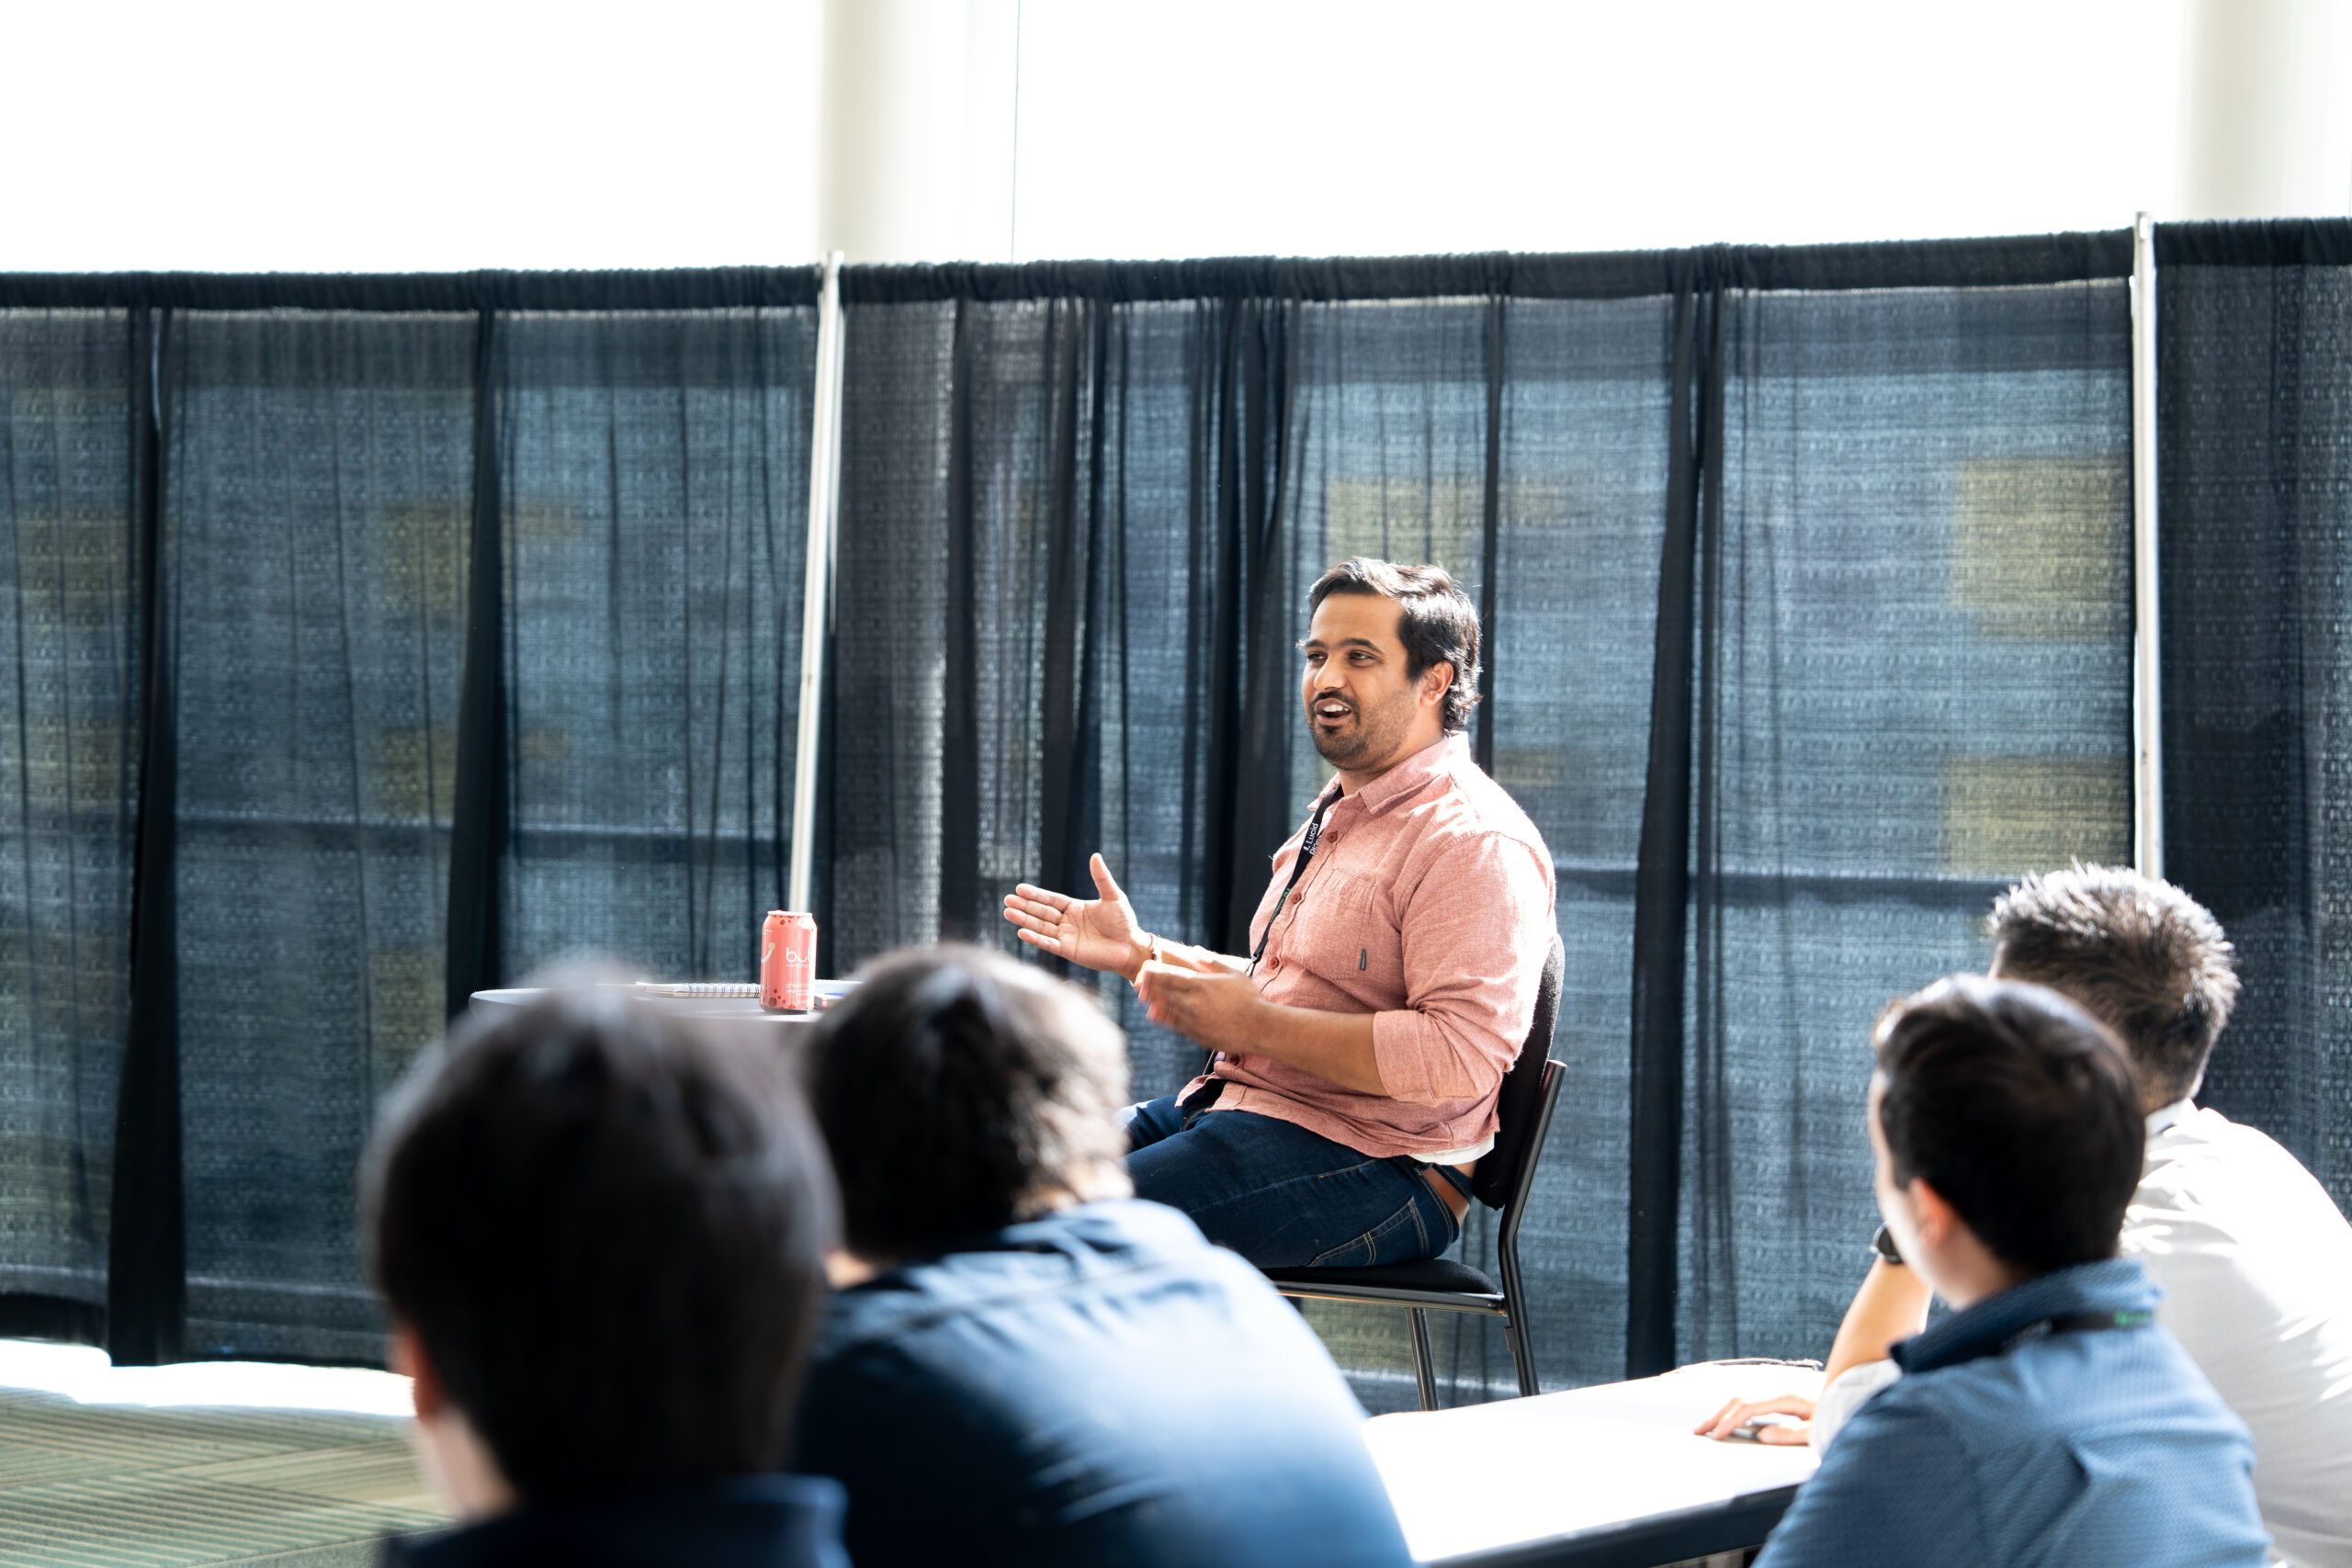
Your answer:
[1694,1392,1817,1447]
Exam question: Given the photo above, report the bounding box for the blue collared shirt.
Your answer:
[796,1199,1413,1568]
[380,1475,849,1568]
[1757,1257,2270,1568]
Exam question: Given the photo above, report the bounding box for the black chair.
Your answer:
[1262,934,1566,1411]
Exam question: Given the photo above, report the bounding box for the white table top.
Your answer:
[1367,1361,1823,1565]
[469,984,853,1023]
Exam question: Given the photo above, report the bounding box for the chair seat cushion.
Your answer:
[1261,1258,1500,1297]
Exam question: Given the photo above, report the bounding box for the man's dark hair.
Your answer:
[1874,975,2144,1276]
[363,987,836,1501]
[1987,863,2240,1107]
[1306,557,1483,733]
[808,945,1131,1261]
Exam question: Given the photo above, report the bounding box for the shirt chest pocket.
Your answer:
[1279,867,1406,993]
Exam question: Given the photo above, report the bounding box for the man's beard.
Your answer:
[1306,693,1408,769]
[1309,722,1364,766]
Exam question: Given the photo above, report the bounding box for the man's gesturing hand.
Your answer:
[1002,853,1149,979]
[1135,964,1264,1051]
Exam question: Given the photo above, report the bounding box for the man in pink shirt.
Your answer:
[1003,558,1555,1268]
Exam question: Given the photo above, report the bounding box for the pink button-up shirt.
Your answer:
[1182,732,1556,1161]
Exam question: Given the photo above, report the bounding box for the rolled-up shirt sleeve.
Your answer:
[1369,833,1555,1106]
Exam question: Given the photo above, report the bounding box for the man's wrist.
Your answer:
[1125,931,1161,984]
[1227,991,1273,1055]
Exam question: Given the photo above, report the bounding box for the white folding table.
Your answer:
[1367,1361,1824,1567]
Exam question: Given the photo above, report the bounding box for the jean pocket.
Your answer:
[1307,1198,1428,1268]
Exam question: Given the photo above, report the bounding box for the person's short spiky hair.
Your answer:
[1987,864,2240,1108]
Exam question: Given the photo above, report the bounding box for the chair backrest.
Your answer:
[1468,933,1566,1211]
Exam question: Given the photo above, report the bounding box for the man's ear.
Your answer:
[1419,660,1455,708]
[1908,1177,1961,1250]
[390,1320,447,1422]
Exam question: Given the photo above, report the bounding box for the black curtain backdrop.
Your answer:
[1670,268,2135,1373]
[2159,220,2352,1214]
[0,271,820,1363]
[0,310,141,1348]
[4,234,2323,1401]
[496,310,816,986]
[164,311,475,1360]
[825,239,2136,1404]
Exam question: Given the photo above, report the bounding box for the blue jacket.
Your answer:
[1757,1258,2269,1568]
[795,1198,1414,1568]
[379,1475,849,1568]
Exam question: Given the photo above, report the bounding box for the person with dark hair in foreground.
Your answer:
[794,945,1414,1568]
[364,988,848,1568]
[1749,976,2267,1568]
[1702,866,2352,1567]
[1004,557,1555,1267]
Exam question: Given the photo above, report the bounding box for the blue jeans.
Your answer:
[1123,1097,1464,1269]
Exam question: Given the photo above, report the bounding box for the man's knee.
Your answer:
[1121,1094,1184,1153]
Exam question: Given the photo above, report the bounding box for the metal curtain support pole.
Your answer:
[2131,213,2163,880]
[788,253,846,913]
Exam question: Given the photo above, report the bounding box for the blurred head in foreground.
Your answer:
[363,986,837,1517]
[1870,975,2143,1305]
[1986,863,2240,1112]
[807,944,1132,1263]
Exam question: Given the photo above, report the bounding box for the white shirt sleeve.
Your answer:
[1811,1358,1902,1452]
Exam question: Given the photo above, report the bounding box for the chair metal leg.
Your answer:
[1502,1308,1540,1398]
[1498,1211,1542,1398]
[1408,1307,1439,1411]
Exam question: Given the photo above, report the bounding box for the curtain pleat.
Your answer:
[1627,276,1713,1378]
[107,307,176,1363]
[444,312,504,1017]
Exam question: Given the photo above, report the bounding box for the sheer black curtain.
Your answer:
[826,282,1293,1105]
[1277,288,1679,1400]
[1660,258,2136,1372]
[0,271,816,1363]
[496,309,816,984]
[0,251,2167,1386]
[0,310,141,1346]
[164,311,475,1359]
[2159,220,2352,1211]
[1483,295,1678,1393]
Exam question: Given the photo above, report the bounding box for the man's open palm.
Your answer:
[1003,854,1145,976]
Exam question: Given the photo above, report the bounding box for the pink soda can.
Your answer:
[761,909,819,1012]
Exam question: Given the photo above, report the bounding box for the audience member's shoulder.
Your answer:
[2141,1107,2351,1225]
[819,1201,1228,1348]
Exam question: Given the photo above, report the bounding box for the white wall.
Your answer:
[2,0,2345,272]
[1,0,825,272]
[1012,0,2201,260]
